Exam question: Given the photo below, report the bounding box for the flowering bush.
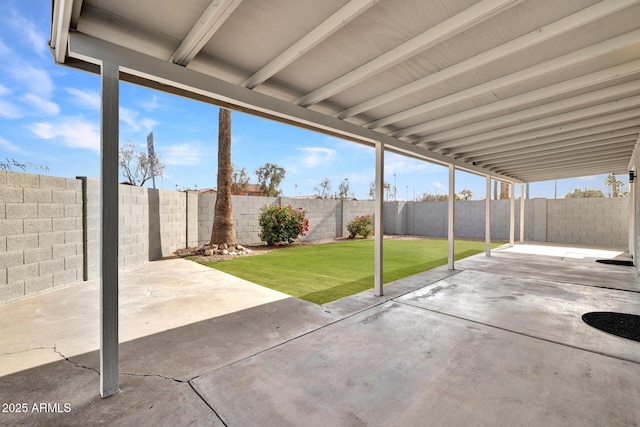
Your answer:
[258,205,309,246]
[347,215,373,239]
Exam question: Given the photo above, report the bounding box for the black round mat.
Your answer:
[595,259,634,266]
[582,312,640,342]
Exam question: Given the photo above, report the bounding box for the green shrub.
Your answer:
[258,205,309,246]
[347,215,373,239]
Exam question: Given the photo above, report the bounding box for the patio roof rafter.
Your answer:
[67,31,522,184]
[391,59,640,138]
[243,0,380,89]
[294,0,523,107]
[335,0,640,120]
[366,30,640,130]
[169,0,244,66]
[425,87,640,150]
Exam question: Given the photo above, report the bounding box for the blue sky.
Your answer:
[0,1,626,200]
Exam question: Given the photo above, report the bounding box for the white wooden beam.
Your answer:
[467,132,639,163]
[498,152,633,172]
[374,142,384,296]
[485,144,635,170]
[100,61,120,398]
[521,162,630,182]
[52,0,73,63]
[448,165,455,270]
[426,85,640,149]
[335,0,640,119]
[68,32,522,184]
[243,0,379,89]
[367,30,640,130]
[295,0,522,107]
[170,0,244,66]
[441,110,640,157]
[486,176,491,257]
[496,156,631,175]
[392,59,640,138]
[519,184,525,243]
[509,183,515,247]
[629,175,635,257]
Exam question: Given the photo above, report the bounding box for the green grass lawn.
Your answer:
[199,238,502,305]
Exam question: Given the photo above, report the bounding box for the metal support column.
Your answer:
[520,183,525,243]
[486,176,491,257]
[448,165,455,270]
[630,172,636,260]
[100,61,120,398]
[374,142,384,296]
[509,182,515,247]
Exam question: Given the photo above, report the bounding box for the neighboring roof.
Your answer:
[50,0,640,183]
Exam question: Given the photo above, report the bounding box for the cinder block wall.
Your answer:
[1,171,631,303]
[0,171,85,302]
[547,198,628,246]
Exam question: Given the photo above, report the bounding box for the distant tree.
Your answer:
[119,142,165,186]
[255,162,286,197]
[0,158,49,172]
[337,178,352,200]
[457,188,473,200]
[604,173,624,197]
[230,163,250,195]
[418,193,449,201]
[314,178,331,198]
[564,188,605,198]
[368,181,392,200]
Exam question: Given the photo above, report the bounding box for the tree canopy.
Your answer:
[255,162,286,197]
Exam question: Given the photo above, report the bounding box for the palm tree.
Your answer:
[604,173,623,198]
[210,108,237,246]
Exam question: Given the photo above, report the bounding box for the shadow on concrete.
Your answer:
[0,296,332,426]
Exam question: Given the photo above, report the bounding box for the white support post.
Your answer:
[509,182,515,247]
[374,142,384,296]
[630,173,635,260]
[448,165,455,270]
[100,61,120,398]
[485,176,491,257]
[520,183,525,243]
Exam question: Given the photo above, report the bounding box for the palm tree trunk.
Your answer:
[211,108,237,246]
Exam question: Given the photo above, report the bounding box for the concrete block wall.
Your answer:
[1,171,84,302]
[198,194,279,246]
[342,200,375,237]
[547,198,628,246]
[2,170,631,303]
[281,197,343,242]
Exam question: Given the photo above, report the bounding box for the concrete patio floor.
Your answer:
[1,243,639,426]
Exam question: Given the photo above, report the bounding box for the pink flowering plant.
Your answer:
[258,205,309,246]
[347,215,373,239]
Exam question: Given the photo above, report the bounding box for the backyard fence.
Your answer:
[0,171,629,303]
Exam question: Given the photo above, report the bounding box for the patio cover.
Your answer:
[49,0,640,397]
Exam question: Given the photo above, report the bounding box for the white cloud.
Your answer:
[0,100,23,119]
[140,118,159,133]
[385,153,438,176]
[297,147,337,168]
[65,88,101,110]
[28,116,99,152]
[0,38,10,56]
[140,95,166,111]
[119,108,157,133]
[0,136,25,154]
[10,66,54,98]
[433,181,445,190]
[577,175,596,181]
[9,8,47,57]
[0,84,11,96]
[21,94,60,115]
[163,143,204,166]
